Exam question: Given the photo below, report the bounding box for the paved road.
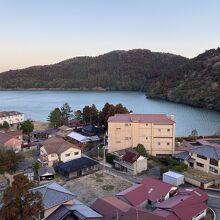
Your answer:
[205,189,220,219]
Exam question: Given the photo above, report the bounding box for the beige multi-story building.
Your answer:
[108,114,175,156]
[0,111,25,125]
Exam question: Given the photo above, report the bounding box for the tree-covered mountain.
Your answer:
[0,49,187,90]
[146,48,220,111]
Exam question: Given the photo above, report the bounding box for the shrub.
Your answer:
[106,153,114,164]
[135,144,148,157]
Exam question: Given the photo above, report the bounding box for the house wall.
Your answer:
[135,157,148,174]
[191,153,220,175]
[4,138,22,151]
[0,113,25,125]
[60,147,81,163]
[108,121,175,156]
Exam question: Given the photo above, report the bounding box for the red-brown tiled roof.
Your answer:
[122,149,140,164]
[108,114,175,124]
[0,130,22,144]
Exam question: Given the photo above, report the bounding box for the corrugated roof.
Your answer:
[174,151,190,160]
[108,114,175,124]
[31,182,76,209]
[38,166,55,176]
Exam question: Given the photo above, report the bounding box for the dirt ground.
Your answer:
[63,171,133,205]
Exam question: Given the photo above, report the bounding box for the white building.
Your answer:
[0,111,25,125]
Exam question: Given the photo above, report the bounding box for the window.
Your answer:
[197,154,207,160]
[125,123,129,126]
[167,142,170,146]
[146,124,148,126]
[158,129,161,132]
[116,141,121,143]
[210,158,218,166]
[209,166,218,174]
[158,142,161,146]
[51,153,56,157]
[74,152,79,155]
[146,137,148,140]
[116,128,121,130]
[65,153,71,157]
[196,162,204,168]
[125,137,129,140]
[167,129,170,132]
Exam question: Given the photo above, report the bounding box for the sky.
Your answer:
[0,0,219,72]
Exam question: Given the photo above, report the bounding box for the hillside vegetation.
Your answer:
[0,49,187,90]
[146,48,220,111]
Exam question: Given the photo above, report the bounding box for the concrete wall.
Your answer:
[60,147,81,163]
[108,121,175,156]
[136,157,148,174]
[191,153,220,175]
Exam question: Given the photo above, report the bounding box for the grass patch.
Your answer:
[95,173,104,178]
[102,184,114,191]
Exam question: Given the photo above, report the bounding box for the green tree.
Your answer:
[190,129,198,140]
[2,121,10,129]
[135,144,148,157]
[82,104,99,125]
[61,102,73,125]
[48,108,62,128]
[74,110,82,121]
[0,174,43,220]
[20,120,34,135]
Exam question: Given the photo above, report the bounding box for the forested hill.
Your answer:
[146,48,220,111]
[0,49,187,90]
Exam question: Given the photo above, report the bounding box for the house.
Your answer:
[16,160,34,181]
[55,125,73,138]
[39,137,81,166]
[91,196,163,220]
[56,157,99,179]
[0,111,25,125]
[175,140,220,175]
[113,148,147,175]
[154,188,208,220]
[68,119,82,129]
[82,124,102,136]
[91,178,208,220]
[31,182,102,220]
[108,114,175,156]
[31,128,59,139]
[38,166,55,181]
[116,177,177,207]
[67,131,100,144]
[0,130,23,152]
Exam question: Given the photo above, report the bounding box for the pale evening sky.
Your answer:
[0,0,219,72]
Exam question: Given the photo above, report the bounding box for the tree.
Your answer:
[74,110,82,121]
[20,120,34,135]
[135,144,148,157]
[48,108,62,128]
[190,129,198,140]
[82,104,99,125]
[0,174,43,220]
[61,102,73,125]
[0,121,10,129]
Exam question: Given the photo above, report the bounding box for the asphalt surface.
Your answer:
[205,189,220,219]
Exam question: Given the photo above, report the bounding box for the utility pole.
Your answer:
[103,133,106,170]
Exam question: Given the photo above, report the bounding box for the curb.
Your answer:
[208,207,216,220]
[207,187,220,192]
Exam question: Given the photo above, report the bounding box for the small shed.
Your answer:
[38,166,55,181]
[163,171,184,186]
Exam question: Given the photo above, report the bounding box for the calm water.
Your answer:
[0,90,220,136]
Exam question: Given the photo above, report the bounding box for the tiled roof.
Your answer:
[154,188,208,220]
[0,130,22,144]
[122,149,140,164]
[190,145,220,160]
[174,151,190,160]
[42,137,80,155]
[31,182,76,209]
[108,114,175,124]
[0,111,23,117]
[56,157,98,174]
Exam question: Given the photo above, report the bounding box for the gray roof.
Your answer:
[46,199,103,220]
[174,151,190,160]
[38,166,55,177]
[190,145,220,160]
[31,182,76,209]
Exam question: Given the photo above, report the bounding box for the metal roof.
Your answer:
[31,182,76,209]
[38,166,55,177]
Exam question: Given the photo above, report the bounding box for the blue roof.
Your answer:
[31,182,76,209]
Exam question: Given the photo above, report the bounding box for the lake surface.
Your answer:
[0,90,220,136]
